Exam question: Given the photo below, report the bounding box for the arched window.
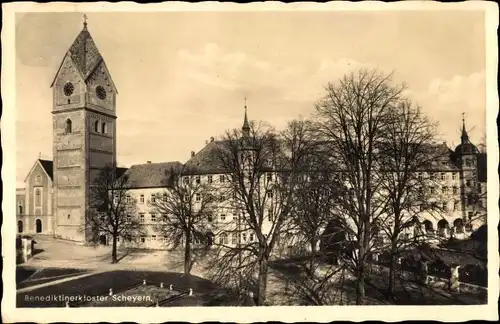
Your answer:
[35,219,42,233]
[35,188,41,207]
[65,119,72,134]
[18,220,23,233]
[94,120,100,133]
[101,122,107,134]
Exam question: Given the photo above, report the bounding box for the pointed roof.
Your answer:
[242,99,250,138]
[50,19,117,93]
[461,114,470,144]
[24,159,53,182]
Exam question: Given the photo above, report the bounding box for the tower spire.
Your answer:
[242,97,250,137]
[461,112,470,144]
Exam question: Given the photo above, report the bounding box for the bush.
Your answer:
[427,259,451,278]
[459,264,487,287]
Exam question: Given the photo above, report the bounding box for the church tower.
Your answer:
[51,17,118,242]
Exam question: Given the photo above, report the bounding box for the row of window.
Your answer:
[63,119,109,135]
[427,182,482,195]
[417,171,477,181]
[134,190,274,205]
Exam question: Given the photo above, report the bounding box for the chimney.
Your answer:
[210,136,214,142]
[191,151,195,157]
[147,161,151,164]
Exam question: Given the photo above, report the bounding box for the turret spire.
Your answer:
[461,112,470,144]
[242,97,250,137]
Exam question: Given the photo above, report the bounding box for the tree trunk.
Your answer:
[111,234,118,264]
[256,257,269,306]
[355,246,366,305]
[184,231,192,275]
[387,236,398,300]
[309,237,317,272]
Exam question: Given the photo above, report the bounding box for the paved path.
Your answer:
[17,269,104,294]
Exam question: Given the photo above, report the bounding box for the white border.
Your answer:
[2,2,499,322]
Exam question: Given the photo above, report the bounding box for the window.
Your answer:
[242,233,247,242]
[65,119,72,134]
[267,173,273,182]
[151,194,156,203]
[442,202,447,211]
[232,214,237,221]
[152,235,157,241]
[126,194,132,203]
[195,175,201,184]
[116,236,120,242]
[429,172,436,180]
[94,120,99,133]
[417,172,423,181]
[68,214,71,220]
[267,191,273,199]
[220,175,225,183]
[452,187,458,194]
[162,213,168,222]
[195,193,201,202]
[150,213,156,222]
[141,236,146,243]
[18,204,23,215]
[453,202,458,211]
[267,209,273,222]
[231,233,237,244]
[452,173,457,180]
[140,194,145,204]
[35,189,41,207]
[139,213,145,223]
[163,193,167,202]
[442,186,448,194]
[466,180,471,187]
[430,187,435,194]
[419,204,424,212]
[440,173,446,181]
[220,214,226,221]
[183,176,189,184]
[208,215,213,222]
[249,233,254,242]
[468,212,473,220]
[219,233,228,245]
[441,161,447,166]
[101,122,107,134]
[126,214,131,223]
[163,236,168,243]
[208,175,213,184]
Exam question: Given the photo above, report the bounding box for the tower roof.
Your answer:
[50,17,114,90]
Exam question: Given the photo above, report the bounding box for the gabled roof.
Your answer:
[24,159,53,182]
[122,161,183,189]
[50,24,117,93]
[184,141,227,174]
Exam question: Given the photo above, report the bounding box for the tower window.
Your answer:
[101,122,107,134]
[94,120,99,133]
[65,119,72,134]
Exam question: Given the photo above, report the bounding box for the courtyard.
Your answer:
[16,235,487,307]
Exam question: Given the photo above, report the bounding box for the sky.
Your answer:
[15,11,487,188]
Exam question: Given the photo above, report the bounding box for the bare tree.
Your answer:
[87,165,144,264]
[149,166,218,275]
[314,69,404,304]
[210,119,310,305]
[376,100,445,299]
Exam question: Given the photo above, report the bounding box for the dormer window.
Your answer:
[65,119,72,134]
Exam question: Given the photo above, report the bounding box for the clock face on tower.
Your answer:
[63,82,74,96]
[96,86,107,100]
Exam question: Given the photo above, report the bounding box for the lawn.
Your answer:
[17,270,223,307]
